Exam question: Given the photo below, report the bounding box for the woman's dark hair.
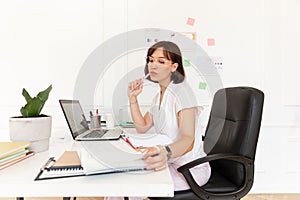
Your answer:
[144,41,185,84]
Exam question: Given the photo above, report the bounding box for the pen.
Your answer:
[95,109,100,125]
[121,135,136,150]
[130,73,150,92]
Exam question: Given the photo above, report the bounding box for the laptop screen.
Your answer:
[59,100,89,139]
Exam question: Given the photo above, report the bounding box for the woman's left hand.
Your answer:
[142,145,168,171]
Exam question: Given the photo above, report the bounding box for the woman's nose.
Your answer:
[149,62,159,68]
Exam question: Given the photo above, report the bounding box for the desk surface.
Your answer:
[0,130,174,197]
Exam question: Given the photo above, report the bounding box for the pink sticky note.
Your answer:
[187,17,195,26]
[207,38,215,46]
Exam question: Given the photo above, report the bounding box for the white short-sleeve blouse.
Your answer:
[149,80,207,166]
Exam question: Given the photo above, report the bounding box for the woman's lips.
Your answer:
[150,72,157,76]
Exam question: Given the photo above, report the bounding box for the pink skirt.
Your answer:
[104,162,211,200]
[169,162,211,191]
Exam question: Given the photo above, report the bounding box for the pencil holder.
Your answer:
[90,115,101,129]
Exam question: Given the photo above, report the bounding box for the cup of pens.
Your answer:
[90,114,101,129]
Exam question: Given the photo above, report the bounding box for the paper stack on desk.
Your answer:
[80,141,147,175]
[0,141,34,170]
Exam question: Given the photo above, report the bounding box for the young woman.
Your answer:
[106,41,211,200]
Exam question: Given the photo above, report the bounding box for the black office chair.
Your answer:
[149,87,264,200]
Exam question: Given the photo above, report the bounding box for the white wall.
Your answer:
[1,0,300,193]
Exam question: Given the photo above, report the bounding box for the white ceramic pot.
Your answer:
[9,115,52,153]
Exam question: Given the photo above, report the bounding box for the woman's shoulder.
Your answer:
[168,80,197,105]
[168,80,193,94]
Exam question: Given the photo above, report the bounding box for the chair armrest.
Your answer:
[177,153,254,200]
[178,153,252,172]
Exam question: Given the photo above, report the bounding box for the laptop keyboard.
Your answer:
[83,130,108,138]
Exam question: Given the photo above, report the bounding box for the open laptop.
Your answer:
[59,100,122,141]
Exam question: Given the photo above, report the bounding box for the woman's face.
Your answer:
[147,48,177,86]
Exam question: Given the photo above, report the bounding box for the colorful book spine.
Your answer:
[0,142,34,170]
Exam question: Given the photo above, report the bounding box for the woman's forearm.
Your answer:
[129,97,148,133]
[167,108,196,158]
[168,135,194,158]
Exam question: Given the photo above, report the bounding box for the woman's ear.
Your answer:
[172,63,178,72]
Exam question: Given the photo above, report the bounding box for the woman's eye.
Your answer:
[149,59,154,63]
[159,59,166,64]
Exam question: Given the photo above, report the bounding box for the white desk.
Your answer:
[0,130,174,197]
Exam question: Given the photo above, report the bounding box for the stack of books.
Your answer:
[0,141,34,170]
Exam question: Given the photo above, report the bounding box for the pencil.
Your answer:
[121,136,136,150]
[130,73,150,92]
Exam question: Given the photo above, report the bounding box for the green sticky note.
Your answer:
[199,82,207,90]
[183,59,191,67]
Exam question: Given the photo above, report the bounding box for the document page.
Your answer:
[80,141,146,174]
[125,133,172,148]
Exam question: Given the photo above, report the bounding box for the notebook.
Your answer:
[0,141,30,159]
[59,99,122,141]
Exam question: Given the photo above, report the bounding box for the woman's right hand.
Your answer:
[128,79,144,99]
[142,145,168,171]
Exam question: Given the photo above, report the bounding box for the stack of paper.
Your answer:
[80,141,147,175]
[0,141,34,170]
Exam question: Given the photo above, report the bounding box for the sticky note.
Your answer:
[183,59,191,67]
[199,82,207,90]
[187,17,195,26]
[181,32,197,41]
[191,33,196,40]
[207,38,215,46]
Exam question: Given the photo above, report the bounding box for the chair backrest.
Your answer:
[203,87,264,185]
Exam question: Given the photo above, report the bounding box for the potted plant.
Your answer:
[9,85,52,153]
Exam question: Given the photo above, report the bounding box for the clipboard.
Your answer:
[35,151,85,181]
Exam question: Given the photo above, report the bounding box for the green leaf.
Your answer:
[22,88,32,103]
[37,85,52,103]
[20,97,44,117]
[20,85,52,117]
